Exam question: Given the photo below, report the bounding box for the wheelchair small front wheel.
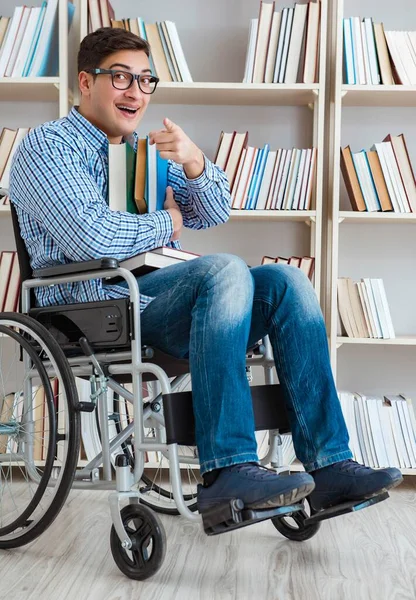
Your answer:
[271,497,321,541]
[110,504,166,580]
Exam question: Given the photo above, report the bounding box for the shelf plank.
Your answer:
[337,336,416,346]
[342,85,416,107]
[230,209,316,221]
[153,82,320,106]
[0,78,61,102]
[0,207,317,222]
[339,211,416,224]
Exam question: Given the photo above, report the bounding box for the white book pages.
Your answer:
[243,19,259,83]
[364,17,381,84]
[252,1,275,83]
[0,6,24,77]
[273,8,288,83]
[378,400,401,467]
[164,21,193,82]
[11,7,41,77]
[284,2,308,83]
[278,7,294,83]
[376,278,395,339]
[351,16,366,84]
[264,12,281,84]
[303,1,320,83]
[372,143,401,212]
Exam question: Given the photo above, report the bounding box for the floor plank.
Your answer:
[1,479,415,600]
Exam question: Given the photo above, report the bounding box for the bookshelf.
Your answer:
[326,0,416,475]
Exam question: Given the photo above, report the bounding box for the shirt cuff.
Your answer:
[184,155,222,192]
[145,209,174,247]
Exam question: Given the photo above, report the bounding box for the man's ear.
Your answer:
[78,71,93,96]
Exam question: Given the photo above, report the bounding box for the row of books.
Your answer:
[337,277,395,340]
[214,131,316,210]
[244,1,320,84]
[0,1,74,78]
[343,17,416,85]
[261,254,315,281]
[0,250,20,313]
[0,128,30,192]
[341,133,416,213]
[339,391,416,470]
[88,0,192,83]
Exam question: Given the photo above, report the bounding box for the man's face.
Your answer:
[79,49,152,143]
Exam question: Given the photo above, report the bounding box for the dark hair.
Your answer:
[77,27,150,73]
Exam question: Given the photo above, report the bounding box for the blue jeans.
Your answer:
[131,253,352,475]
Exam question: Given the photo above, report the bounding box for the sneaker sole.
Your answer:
[248,481,316,510]
[311,474,404,512]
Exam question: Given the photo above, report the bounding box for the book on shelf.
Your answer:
[342,16,416,85]
[0,250,20,312]
[338,390,416,471]
[243,0,320,84]
[87,0,192,82]
[341,133,416,213]
[108,137,168,215]
[0,1,75,78]
[214,130,316,211]
[0,127,30,194]
[337,277,395,340]
[261,254,315,280]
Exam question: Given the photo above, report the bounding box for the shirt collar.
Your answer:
[67,107,138,152]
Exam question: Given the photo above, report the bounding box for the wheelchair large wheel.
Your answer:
[0,313,80,548]
[271,496,321,541]
[110,503,166,580]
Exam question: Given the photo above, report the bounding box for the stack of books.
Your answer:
[108,137,170,215]
[343,16,416,85]
[261,254,315,280]
[214,131,316,210]
[339,390,416,470]
[0,128,30,193]
[337,277,395,339]
[341,134,416,213]
[243,1,320,84]
[0,250,20,312]
[87,0,192,82]
[0,0,74,78]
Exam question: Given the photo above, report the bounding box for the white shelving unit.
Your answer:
[326,0,416,476]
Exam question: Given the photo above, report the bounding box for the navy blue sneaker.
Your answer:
[309,460,403,512]
[197,463,315,512]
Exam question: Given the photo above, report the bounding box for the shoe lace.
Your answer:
[338,459,370,475]
[233,462,277,480]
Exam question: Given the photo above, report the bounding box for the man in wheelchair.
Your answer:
[9,28,402,526]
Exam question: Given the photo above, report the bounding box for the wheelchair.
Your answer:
[0,204,390,580]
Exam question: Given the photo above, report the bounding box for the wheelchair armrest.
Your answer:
[33,258,119,278]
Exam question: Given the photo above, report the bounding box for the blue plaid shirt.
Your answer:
[9,108,231,311]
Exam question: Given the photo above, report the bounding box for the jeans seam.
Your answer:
[258,293,318,463]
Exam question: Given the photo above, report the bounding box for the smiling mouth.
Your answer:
[116,105,139,116]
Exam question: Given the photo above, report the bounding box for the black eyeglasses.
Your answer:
[85,68,159,94]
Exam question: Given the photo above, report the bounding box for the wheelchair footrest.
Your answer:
[304,491,390,526]
[201,498,303,536]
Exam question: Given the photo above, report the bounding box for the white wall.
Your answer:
[1,0,415,398]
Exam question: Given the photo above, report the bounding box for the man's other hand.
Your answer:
[164,186,183,241]
[149,118,205,179]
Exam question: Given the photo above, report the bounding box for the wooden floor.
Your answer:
[1,479,416,600]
